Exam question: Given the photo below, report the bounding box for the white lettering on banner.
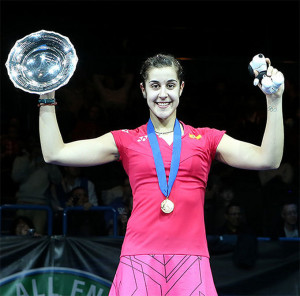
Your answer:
[48,277,60,296]
[16,278,62,296]
[86,285,104,296]
[71,279,85,296]
[32,279,45,296]
[16,283,29,296]
[15,276,105,296]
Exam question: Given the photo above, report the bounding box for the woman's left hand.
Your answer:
[255,58,285,99]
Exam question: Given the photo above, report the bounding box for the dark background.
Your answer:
[1,0,299,235]
[1,0,299,120]
[0,2,299,294]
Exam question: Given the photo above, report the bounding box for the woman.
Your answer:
[39,54,284,295]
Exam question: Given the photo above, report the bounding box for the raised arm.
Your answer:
[39,91,119,167]
[215,58,284,170]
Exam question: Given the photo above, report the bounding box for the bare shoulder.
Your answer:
[95,132,119,159]
[216,134,234,154]
[215,134,245,164]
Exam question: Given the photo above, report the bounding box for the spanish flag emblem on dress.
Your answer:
[189,133,202,140]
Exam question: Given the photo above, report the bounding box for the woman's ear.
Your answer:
[140,82,146,99]
[179,81,185,96]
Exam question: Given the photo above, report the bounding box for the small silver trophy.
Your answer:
[5,30,78,94]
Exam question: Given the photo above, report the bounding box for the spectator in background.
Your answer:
[93,73,134,110]
[1,116,25,203]
[272,200,299,238]
[212,182,237,234]
[259,161,294,236]
[218,202,257,269]
[65,187,106,236]
[50,166,99,234]
[51,166,98,210]
[11,216,41,237]
[1,117,23,161]
[11,138,62,234]
[70,104,106,141]
[93,72,134,129]
[66,186,93,210]
[218,202,252,235]
[104,177,133,236]
[204,175,221,235]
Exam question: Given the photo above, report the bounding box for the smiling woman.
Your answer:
[38,53,284,295]
[140,66,184,128]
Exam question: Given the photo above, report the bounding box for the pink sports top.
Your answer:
[111,121,225,258]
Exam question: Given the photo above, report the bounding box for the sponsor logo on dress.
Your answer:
[137,135,148,142]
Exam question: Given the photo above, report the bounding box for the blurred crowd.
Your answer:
[1,59,299,239]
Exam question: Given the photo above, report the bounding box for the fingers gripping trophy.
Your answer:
[5,30,78,106]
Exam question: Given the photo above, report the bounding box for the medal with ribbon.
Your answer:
[147,118,182,214]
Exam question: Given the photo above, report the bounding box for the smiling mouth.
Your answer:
[156,102,171,108]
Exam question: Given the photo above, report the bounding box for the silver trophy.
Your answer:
[5,30,78,94]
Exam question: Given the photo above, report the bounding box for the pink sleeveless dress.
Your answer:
[109,123,225,295]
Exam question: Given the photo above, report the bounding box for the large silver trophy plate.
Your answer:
[5,30,78,94]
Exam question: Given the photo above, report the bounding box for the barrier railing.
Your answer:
[257,236,300,241]
[1,204,298,241]
[0,204,53,235]
[0,204,119,237]
[62,206,118,237]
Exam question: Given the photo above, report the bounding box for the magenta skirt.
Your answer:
[109,255,218,296]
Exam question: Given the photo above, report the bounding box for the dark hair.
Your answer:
[11,216,35,234]
[69,186,88,197]
[281,199,298,209]
[140,53,184,85]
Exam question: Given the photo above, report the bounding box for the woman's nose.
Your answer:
[159,87,168,99]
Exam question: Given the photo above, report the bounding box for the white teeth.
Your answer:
[157,102,170,106]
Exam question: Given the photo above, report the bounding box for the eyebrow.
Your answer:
[148,79,178,83]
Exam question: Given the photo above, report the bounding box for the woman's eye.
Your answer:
[151,83,160,89]
[167,84,175,89]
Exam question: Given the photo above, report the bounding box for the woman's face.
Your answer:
[140,66,184,121]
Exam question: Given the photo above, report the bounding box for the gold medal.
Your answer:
[161,199,174,214]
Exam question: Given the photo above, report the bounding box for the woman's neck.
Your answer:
[150,112,176,133]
